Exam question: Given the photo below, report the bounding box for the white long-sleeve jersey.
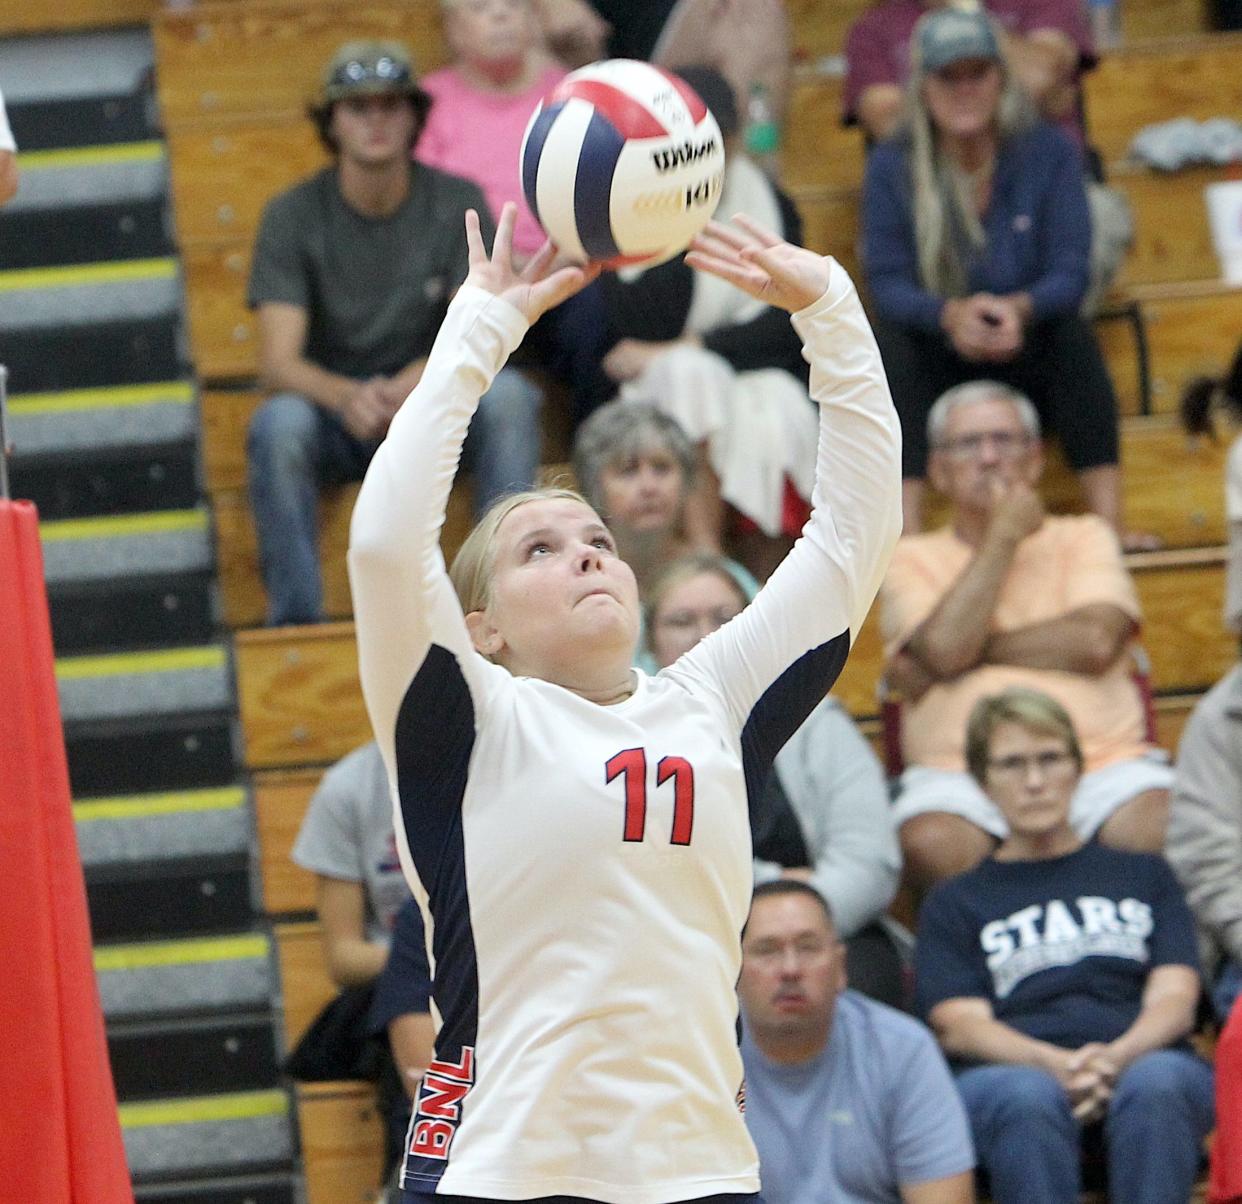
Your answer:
[348,264,902,1203]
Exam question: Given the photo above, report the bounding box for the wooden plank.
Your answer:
[1084,34,1242,165]
[153,0,447,127]
[0,0,158,35]
[787,0,871,62]
[1098,281,1242,415]
[296,1081,386,1204]
[795,187,861,281]
[167,118,327,246]
[213,483,359,629]
[783,71,863,193]
[1112,163,1234,289]
[182,240,257,381]
[213,478,473,630]
[273,919,336,1047]
[1131,547,1232,692]
[201,388,262,495]
[1123,0,1211,40]
[254,768,320,915]
[1154,692,1200,755]
[236,622,368,770]
[832,606,883,720]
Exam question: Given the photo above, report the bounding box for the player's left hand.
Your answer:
[465,203,600,324]
[686,214,830,314]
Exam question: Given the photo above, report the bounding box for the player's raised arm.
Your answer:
[348,207,597,759]
[678,216,903,727]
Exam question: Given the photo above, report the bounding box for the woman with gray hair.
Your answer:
[571,399,757,600]
[860,6,1140,547]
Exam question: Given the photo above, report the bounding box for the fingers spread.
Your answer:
[465,209,487,262]
[493,201,518,261]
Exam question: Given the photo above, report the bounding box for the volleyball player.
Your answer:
[348,203,902,1203]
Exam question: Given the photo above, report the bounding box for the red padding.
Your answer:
[1212,995,1242,1203]
[0,499,133,1202]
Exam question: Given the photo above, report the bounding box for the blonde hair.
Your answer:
[448,487,593,614]
[965,687,1084,784]
[903,11,1036,298]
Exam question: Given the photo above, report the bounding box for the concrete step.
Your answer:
[120,1088,294,1183]
[55,643,231,724]
[95,932,272,1022]
[40,509,212,585]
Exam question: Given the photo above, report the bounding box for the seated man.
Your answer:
[247,39,540,625]
[739,880,975,1203]
[916,688,1213,1204]
[881,381,1171,894]
[843,0,1093,146]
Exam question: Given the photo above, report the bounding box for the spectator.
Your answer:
[1167,662,1242,1022]
[648,555,906,1005]
[880,380,1172,894]
[916,687,1213,1204]
[843,0,1092,146]
[739,880,975,1203]
[601,65,815,579]
[536,0,792,123]
[291,741,431,1174]
[246,40,541,626]
[860,8,1138,544]
[571,401,757,599]
[0,86,17,205]
[1180,339,1242,633]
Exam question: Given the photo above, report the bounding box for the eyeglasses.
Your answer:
[935,430,1033,461]
[328,55,412,91]
[655,607,741,633]
[987,750,1077,779]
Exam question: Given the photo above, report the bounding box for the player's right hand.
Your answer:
[464,204,600,325]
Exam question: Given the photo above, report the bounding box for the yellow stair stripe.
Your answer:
[94,933,268,972]
[16,141,164,170]
[75,786,246,823]
[55,646,225,680]
[40,509,207,543]
[9,381,193,416]
[0,257,177,293]
[119,1089,288,1130]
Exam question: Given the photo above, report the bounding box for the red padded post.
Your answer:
[0,499,133,1202]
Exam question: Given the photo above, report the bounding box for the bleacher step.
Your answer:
[20,447,198,519]
[50,572,215,655]
[11,141,167,213]
[55,643,231,723]
[7,90,155,153]
[0,27,153,108]
[41,509,211,583]
[0,196,169,271]
[133,1170,296,1204]
[0,257,180,330]
[120,1088,294,1183]
[96,932,273,1022]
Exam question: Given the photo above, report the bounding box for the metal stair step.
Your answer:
[95,932,273,1022]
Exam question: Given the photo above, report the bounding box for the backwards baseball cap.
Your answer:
[319,40,428,105]
[917,8,1001,73]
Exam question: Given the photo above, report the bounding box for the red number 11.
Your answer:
[605,749,695,846]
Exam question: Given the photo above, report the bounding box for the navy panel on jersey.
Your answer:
[739,630,851,820]
[394,643,481,1189]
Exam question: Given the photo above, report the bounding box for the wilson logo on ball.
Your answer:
[519,59,726,269]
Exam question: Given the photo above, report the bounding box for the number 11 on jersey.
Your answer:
[605,748,696,845]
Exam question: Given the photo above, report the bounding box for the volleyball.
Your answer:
[519,59,726,268]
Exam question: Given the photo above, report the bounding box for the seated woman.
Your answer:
[861,7,1148,550]
[647,553,907,1007]
[598,65,816,579]
[571,399,757,601]
[916,687,1213,1204]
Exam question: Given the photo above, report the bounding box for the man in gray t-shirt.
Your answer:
[739,882,975,1204]
[292,741,409,986]
[247,40,541,626]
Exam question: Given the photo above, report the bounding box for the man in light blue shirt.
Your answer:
[739,881,975,1204]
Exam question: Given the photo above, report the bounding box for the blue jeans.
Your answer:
[957,1052,1215,1204]
[247,368,541,625]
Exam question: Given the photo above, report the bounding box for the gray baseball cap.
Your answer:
[917,8,1001,73]
[320,40,427,104]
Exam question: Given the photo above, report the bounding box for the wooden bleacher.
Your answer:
[0,0,160,36]
[254,770,319,915]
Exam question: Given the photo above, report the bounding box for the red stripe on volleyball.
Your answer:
[552,78,669,140]
[657,67,708,123]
